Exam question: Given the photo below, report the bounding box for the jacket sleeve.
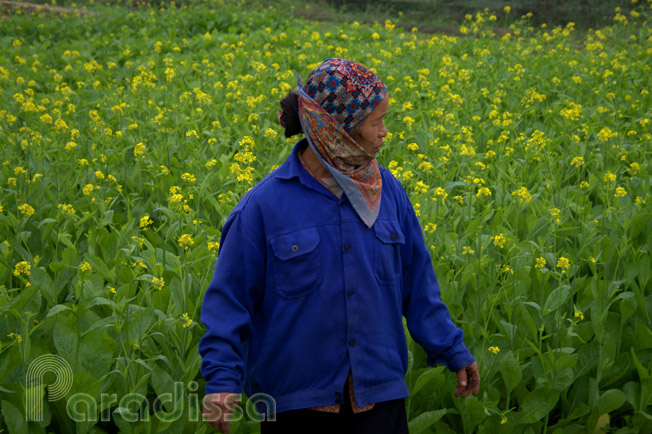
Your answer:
[199,208,265,394]
[396,183,475,373]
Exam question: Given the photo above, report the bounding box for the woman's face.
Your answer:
[350,94,389,158]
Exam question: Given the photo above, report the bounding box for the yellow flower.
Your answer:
[603,171,617,183]
[18,203,35,216]
[491,233,506,249]
[614,187,627,198]
[80,262,92,273]
[424,223,437,233]
[82,184,94,196]
[108,287,116,294]
[557,257,570,273]
[169,194,183,203]
[462,246,475,255]
[407,143,419,151]
[580,181,590,189]
[597,127,618,142]
[634,197,646,206]
[140,215,153,230]
[208,241,220,255]
[570,156,584,168]
[132,260,147,270]
[13,261,31,276]
[476,187,492,198]
[178,234,194,251]
[182,312,193,328]
[402,116,415,128]
[181,173,196,183]
[488,346,500,354]
[574,311,585,321]
[433,187,448,202]
[65,141,77,151]
[512,187,532,203]
[134,142,146,158]
[535,257,546,269]
[152,277,165,291]
[57,204,76,215]
[131,236,144,248]
[95,171,105,180]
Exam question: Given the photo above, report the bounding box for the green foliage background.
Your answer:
[0,1,651,433]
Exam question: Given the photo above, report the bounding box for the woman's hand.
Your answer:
[202,392,240,433]
[455,362,481,398]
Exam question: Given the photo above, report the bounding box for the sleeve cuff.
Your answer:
[428,348,475,372]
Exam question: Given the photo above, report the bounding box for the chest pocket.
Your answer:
[373,219,405,283]
[269,227,322,299]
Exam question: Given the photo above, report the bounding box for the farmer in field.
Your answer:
[199,58,480,434]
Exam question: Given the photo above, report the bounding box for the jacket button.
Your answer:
[390,233,398,241]
[344,244,351,252]
[291,245,299,252]
[348,340,356,347]
[347,290,354,298]
[335,392,342,397]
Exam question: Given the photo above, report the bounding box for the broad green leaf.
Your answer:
[1,400,27,434]
[543,285,571,315]
[46,304,72,318]
[598,389,625,415]
[30,267,56,306]
[517,388,560,424]
[412,366,445,396]
[623,381,641,410]
[53,321,79,370]
[408,409,447,434]
[631,348,649,380]
[499,351,522,393]
[551,368,574,392]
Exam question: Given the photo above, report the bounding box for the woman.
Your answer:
[200,58,480,434]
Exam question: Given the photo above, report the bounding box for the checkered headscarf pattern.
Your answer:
[304,58,387,130]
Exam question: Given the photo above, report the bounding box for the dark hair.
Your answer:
[278,91,361,139]
[278,91,302,138]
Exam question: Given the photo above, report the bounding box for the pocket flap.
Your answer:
[270,227,320,261]
[373,219,405,244]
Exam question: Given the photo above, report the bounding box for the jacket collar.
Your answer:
[275,138,340,200]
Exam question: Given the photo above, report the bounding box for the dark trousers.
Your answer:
[260,378,409,434]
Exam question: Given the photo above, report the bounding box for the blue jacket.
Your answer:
[199,138,474,414]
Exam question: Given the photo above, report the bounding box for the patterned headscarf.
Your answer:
[285,58,387,228]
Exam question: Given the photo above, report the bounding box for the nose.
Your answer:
[379,121,388,138]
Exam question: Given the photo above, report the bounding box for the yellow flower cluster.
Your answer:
[80,262,92,273]
[178,234,194,251]
[557,257,570,273]
[13,261,31,276]
[512,187,532,203]
[140,215,154,230]
[491,233,506,249]
[152,277,165,290]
